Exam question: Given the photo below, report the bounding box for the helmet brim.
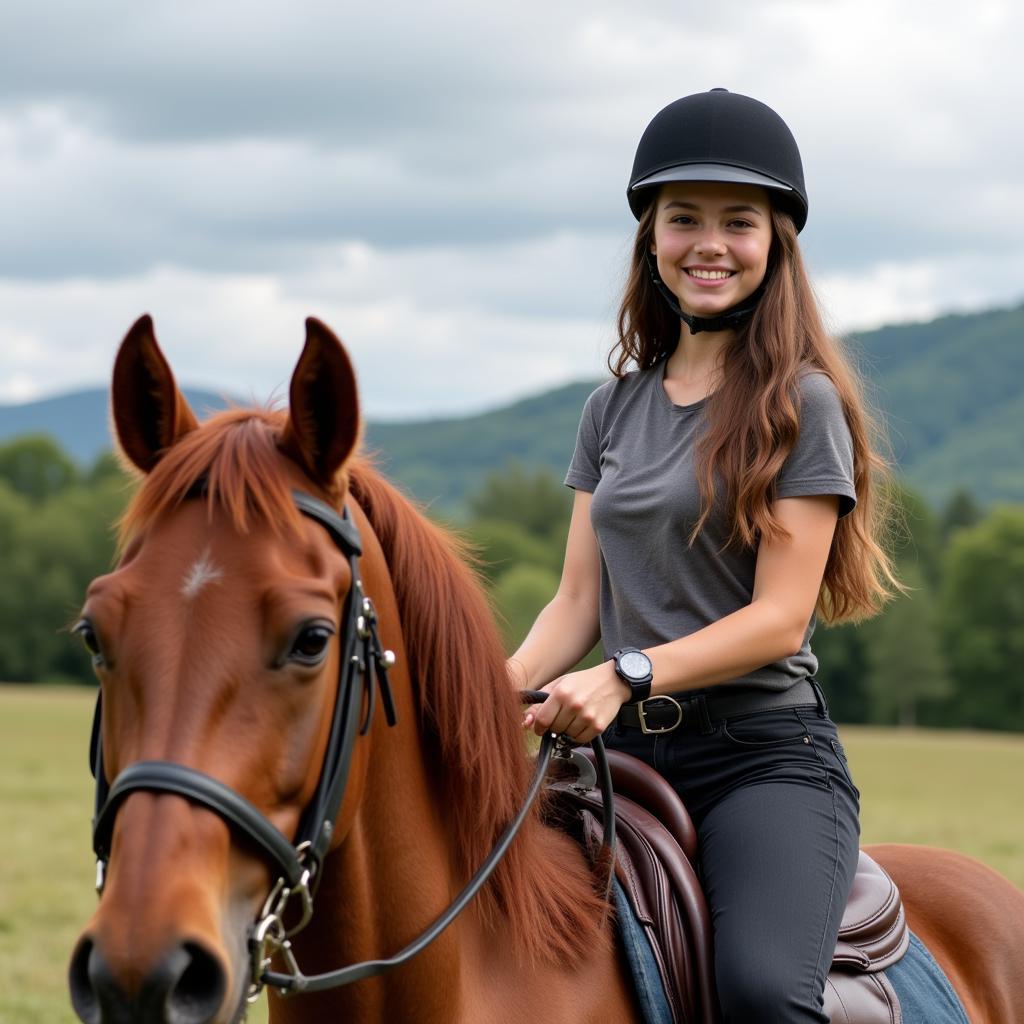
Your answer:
[628,161,806,229]
[630,161,794,196]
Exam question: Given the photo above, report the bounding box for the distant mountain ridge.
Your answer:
[0,387,241,466]
[2,301,1022,511]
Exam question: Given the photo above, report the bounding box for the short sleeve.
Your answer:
[775,372,857,518]
[564,386,607,492]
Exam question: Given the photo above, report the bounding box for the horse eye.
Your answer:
[289,624,334,664]
[73,620,103,662]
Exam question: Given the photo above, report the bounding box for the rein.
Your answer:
[86,488,616,1002]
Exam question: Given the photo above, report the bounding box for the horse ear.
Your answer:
[111,314,199,474]
[279,317,361,488]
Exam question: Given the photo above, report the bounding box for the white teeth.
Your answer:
[687,269,734,280]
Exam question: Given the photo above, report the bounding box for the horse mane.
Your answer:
[118,407,610,966]
[347,460,611,965]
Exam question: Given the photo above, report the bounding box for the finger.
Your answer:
[570,701,618,744]
[522,681,551,728]
[568,713,603,746]
[532,696,573,737]
[548,700,592,739]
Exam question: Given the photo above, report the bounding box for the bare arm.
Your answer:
[644,493,840,694]
[508,488,601,690]
[528,493,840,741]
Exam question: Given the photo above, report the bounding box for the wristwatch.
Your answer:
[612,647,654,704]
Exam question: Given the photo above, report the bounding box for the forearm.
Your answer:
[647,599,804,697]
[510,592,600,690]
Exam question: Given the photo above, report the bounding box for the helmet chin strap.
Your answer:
[646,252,766,335]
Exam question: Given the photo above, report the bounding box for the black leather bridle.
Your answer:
[86,486,614,1001]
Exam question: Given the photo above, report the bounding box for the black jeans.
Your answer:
[605,680,861,1023]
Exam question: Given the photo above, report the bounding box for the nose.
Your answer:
[694,231,726,256]
[69,934,227,1024]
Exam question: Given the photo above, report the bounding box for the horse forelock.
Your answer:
[348,463,611,966]
[118,407,328,550]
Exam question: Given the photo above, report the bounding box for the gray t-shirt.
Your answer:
[564,358,857,694]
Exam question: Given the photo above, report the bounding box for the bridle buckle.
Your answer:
[637,695,683,734]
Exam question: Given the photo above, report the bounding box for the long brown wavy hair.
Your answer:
[612,198,903,623]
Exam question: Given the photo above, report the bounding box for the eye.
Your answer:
[73,619,104,665]
[288,622,335,665]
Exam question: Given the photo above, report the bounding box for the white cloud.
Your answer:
[0,236,624,415]
[1,0,1022,411]
[4,235,1021,414]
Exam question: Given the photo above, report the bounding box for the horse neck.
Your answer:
[272,497,638,1024]
[274,508,471,1023]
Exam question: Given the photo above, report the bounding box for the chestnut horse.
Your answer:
[69,316,1024,1024]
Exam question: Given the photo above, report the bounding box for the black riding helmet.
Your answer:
[628,88,807,333]
[628,88,808,230]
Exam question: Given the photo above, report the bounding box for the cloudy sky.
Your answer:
[1,1,1021,418]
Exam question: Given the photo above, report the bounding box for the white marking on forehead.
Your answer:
[181,547,224,601]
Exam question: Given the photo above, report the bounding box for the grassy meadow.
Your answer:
[2,685,1022,1024]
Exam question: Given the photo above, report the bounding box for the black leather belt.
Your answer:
[615,678,819,735]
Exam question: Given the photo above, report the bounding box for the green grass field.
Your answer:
[3,685,1022,1024]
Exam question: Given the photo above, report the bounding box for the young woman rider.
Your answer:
[508,88,900,1022]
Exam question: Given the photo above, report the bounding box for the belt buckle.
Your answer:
[637,695,683,735]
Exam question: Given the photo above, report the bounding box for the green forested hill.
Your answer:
[363,301,1024,514]
[0,387,238,466]
[2,301,1022,513]
[364,380,595,513]
[850,303,1024,506]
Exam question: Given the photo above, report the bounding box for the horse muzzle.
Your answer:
[68,932,231,1024]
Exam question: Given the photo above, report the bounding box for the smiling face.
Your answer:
[651,180,774,320]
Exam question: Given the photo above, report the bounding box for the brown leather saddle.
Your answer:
[548,748,909,1024]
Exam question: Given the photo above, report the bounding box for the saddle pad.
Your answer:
[884,932,969,1024]
[612,877,675,1024]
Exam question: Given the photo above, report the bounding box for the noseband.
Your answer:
[86,486,613,1002]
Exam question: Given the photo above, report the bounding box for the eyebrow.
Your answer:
[663,201,765,215]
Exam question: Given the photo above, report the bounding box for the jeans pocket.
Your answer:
[719,708,811,748]
[829,737,861,796]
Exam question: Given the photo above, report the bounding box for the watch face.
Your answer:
[619,651,652,680]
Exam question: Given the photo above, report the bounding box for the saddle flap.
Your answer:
[835,851,910,972]
[579,807,688,1022]
[824,970,903,1024]
[553,782,719,1024]
[580,747,699,862]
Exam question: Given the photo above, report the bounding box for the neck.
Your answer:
[665,327,730,383]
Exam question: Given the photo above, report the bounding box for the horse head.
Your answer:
[68,314,407,1023]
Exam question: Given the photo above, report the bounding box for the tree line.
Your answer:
[1,435,1022,732]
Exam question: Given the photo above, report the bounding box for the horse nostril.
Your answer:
[167,941,227,1023]
[68,936,101,1024]
[67,933,226,1024]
